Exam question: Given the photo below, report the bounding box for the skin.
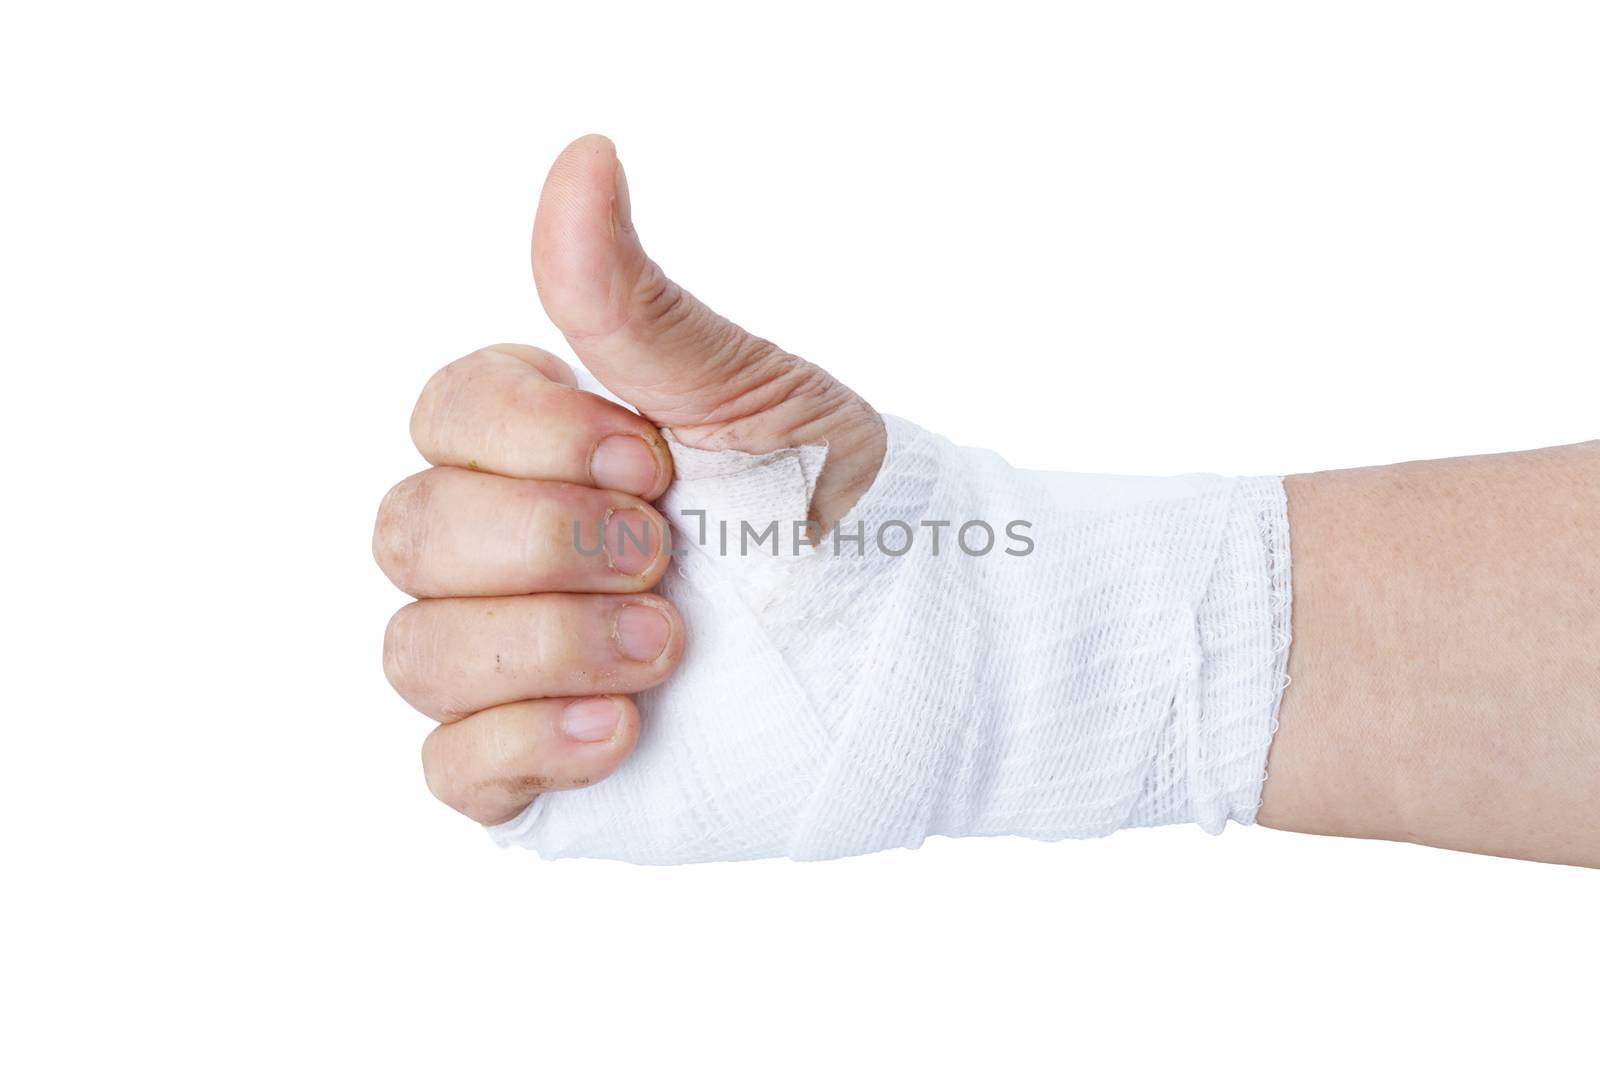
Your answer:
[375,134,1598,865]
[374,134,884,825]
[1260,443,1600,866]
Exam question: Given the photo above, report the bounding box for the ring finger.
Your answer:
[384,593,684,721]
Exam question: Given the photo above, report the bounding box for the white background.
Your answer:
[3,2,1596,1063]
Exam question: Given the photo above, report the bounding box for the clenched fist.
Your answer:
[374,135,885,826]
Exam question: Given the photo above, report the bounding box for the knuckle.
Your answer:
[384,602,483,722]
[383,604,440,712]
[709,320,774,374]
[627,260,692,339]
[506,367,568,426]
[420,731,471,816]
[483,342,578,387]
[412,346,562,460]
[493,361,601,462]
[372,472,434,590]
[382,605,416,694]
[422,721,546,825]
[409,355,480,458]
[419,699,639,824]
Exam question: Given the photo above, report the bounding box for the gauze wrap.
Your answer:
[489,413,1293,863]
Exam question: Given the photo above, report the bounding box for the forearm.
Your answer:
[385,134,1599,868]
[1259,440,1600,866]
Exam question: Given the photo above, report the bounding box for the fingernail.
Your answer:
[561,697,622,743]
[604,507,658,576]
[614,603,671,662]
[590,434,659,496]
[613,160,633,232]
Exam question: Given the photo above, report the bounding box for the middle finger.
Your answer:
[373,466,672,598]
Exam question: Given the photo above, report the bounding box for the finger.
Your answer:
[384,593,683,722]
[531,134,887,528]
[372,467,670,598]
[466,341,579,387]
[411,343,672,499]
[532,133,818,434]
[421,696,639,825]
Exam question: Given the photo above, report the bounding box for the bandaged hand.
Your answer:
[374,135,1291,863]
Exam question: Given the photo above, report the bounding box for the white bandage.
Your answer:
[489,414,1292,863]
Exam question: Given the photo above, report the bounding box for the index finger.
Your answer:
[410,343,673,499]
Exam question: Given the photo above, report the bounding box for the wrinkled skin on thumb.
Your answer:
[531,134,885,526]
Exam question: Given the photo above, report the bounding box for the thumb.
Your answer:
[531,134,788,429]
[531,134,884,523]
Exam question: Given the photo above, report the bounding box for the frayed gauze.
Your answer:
[489,412,1293,863]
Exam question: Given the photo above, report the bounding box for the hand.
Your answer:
[374,135,885,824]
